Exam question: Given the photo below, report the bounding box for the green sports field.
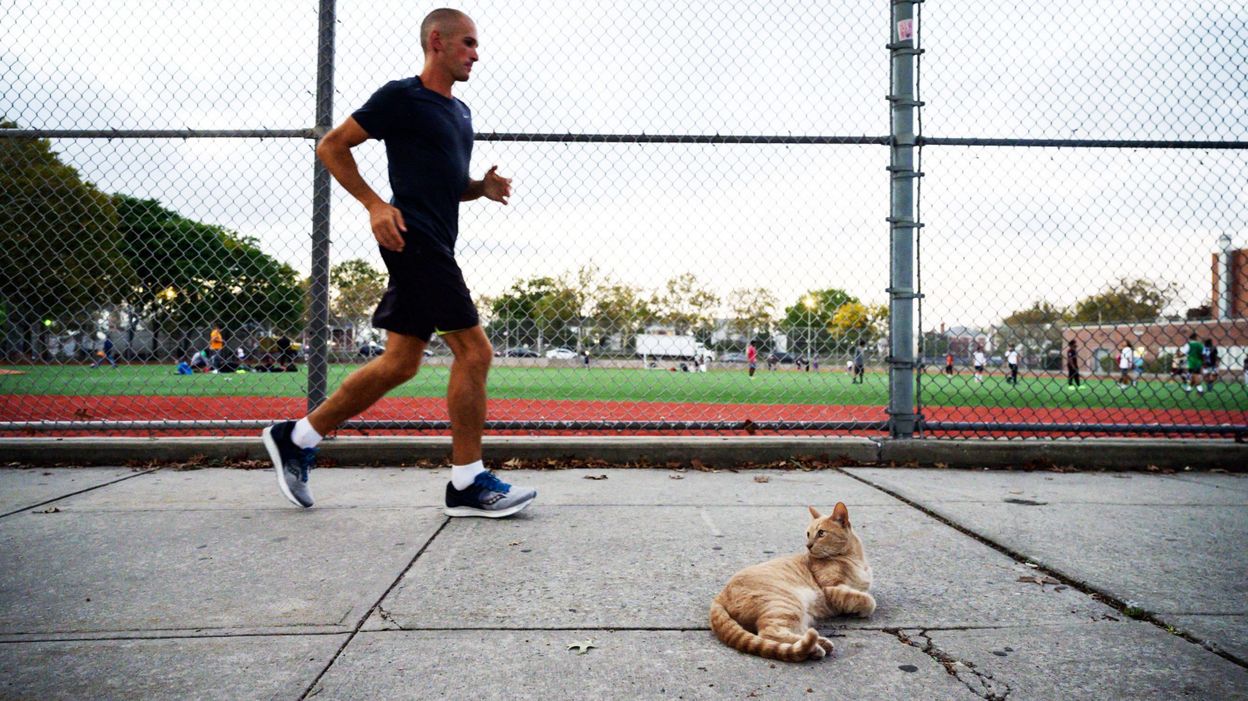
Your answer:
[2,364,1245,411]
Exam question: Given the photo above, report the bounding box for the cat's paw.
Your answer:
[807,643,828,660]
[816,636,836,655]
[857,593,877,618]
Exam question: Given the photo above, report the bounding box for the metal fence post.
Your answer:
[307,0,336,413]
[887,0,922,437]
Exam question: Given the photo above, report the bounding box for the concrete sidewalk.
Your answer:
[0,466,1245,700]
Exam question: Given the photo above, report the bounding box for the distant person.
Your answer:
[209,322,225,372]
[1185,332,1205,394]
[91,336,117,368]
[1066,339,1082,389]
[1117,344,1134,388]
[1202,339,1219,387]
[582,349,591,368]
[1170,346,1184,383]
[972,347,986,383]
[1006,345,1019,385]
[944,351,954,376]
[852,340,866,384]
[190,348,212,372]
[176,358,194,375]
[1133,347,1146,386]
[746,342,757,378]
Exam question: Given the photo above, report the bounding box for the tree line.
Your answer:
[1,123,303,359]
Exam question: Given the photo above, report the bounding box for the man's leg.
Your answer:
[440,325,537,518]
[305,331,428,434]
[262,331,425,509]
[439,326,492,465]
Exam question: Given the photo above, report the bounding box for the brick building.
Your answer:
[1063,241,1248,374]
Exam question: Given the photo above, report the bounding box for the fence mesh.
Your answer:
[1,0,1245,438]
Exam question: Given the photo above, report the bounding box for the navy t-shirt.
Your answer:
[351,76,474,256]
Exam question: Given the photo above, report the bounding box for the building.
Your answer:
[1064,240,1248,374]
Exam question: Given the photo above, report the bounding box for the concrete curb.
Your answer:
[0,436,1244,470]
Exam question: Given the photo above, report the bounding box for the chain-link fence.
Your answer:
[1,0,1245,439]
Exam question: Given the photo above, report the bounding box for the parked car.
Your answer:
[503,347,539,358]
[359,342,431,358]
[545,347,577,359]
[720,351,749,363]
[768,352,800,364]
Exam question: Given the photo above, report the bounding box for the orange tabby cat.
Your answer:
[709,503,875,662]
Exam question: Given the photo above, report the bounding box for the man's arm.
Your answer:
[461,165,511,204]
[316,117,407,252]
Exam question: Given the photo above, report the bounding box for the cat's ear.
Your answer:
[808,505,822,519]
[831,501,850,527]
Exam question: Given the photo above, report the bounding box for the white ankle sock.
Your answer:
[451,460,486,490]
[291,418,322,449]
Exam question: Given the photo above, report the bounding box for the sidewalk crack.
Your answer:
[886,628,1011,700]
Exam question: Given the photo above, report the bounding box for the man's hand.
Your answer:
[368,201,407,252]
[482,165,512,205]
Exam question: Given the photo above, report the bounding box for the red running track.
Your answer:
[1,395,1243,438]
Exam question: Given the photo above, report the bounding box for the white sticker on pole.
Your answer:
[897,19,915,41]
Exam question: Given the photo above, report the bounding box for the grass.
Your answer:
[2,363,1246,410]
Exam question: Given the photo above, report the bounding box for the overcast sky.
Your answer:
[2,0,1245,328]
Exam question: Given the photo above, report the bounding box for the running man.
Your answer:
[1006,345,1019,385]
[972,346,986,383]
[262,8,536,517]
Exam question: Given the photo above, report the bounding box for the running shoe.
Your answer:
[262,421,315,508]
[444,471,536,518]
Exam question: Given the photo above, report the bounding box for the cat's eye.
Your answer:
[816,529,826,537]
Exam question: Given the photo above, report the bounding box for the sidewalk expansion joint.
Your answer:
[886,628,1011,700]
[298,516,451,700]
[841,468,1248,671]
[0,467,160,520]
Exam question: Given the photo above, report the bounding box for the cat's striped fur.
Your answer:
[710,503,874,662]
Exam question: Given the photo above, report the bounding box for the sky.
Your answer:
[2,0,1245,329]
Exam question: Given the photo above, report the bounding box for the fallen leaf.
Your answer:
[753,475,770,483]
[33,507,60,514]
[508,541,523,546]
[502,458,523,469]
[1017,575,1061,588]
[567,638,597,654]
[669,474,685,480]
[1024,562,1039,568]
[1009,489,1023,494]
[583,474,608,480]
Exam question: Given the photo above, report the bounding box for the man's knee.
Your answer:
[375,355,421,385]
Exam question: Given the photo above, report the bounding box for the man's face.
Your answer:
[436,18,479,82]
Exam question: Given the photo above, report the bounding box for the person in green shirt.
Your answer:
[1184,332,1205,394]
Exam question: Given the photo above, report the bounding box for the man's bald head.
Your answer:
[421,8,471,53]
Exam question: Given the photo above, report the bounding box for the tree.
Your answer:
[727,287,777,341]
[0,122,134,359]
[1071,278,1177,325]
[330,259,387,336]
[996,300,1068,368]
[591,282,656,351]
[488,276,575,350]
[114,194,304,357]
[782,288,858,329]
[657,273,719,337]
[830,301,888,344]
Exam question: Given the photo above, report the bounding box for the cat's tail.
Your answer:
[709,598,820,662]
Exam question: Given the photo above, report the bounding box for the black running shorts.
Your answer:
[372,241,479,342]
